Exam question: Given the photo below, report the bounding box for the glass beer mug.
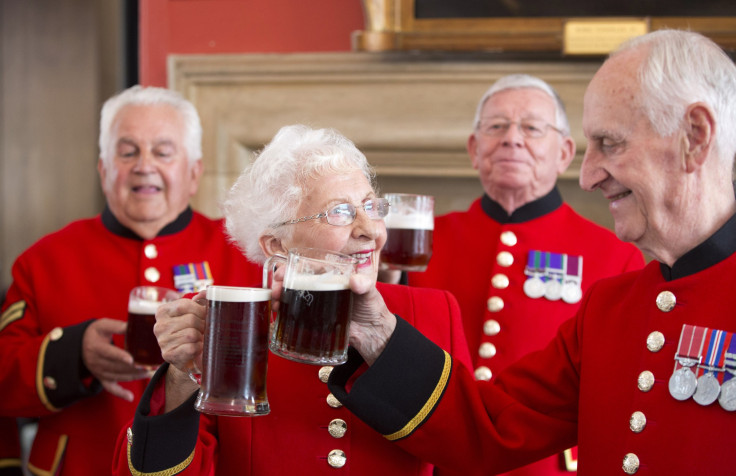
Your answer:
[380,193,434,272]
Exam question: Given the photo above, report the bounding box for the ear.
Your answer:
[467,133,481,170]
[188,159,204,195]
[97,158,107,187]
[556,135,577,175]
[682,103,715,173]
[259,234,287,258]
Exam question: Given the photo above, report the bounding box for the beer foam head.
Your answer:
[128,298,161,314]
[284,273,350,291]
[207,286,272,302]
[384,213,434,230]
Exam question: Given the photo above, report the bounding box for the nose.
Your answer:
[351,208,380,241]
[501,122,525,146]
[579,145,607,192]
[132,151,156,173]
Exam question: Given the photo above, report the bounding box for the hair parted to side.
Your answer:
[472,74,571,136]
[223,124,376,264]
[613,29,736,164]
[98,85,203,166]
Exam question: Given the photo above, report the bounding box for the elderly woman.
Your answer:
[113,125,472,475]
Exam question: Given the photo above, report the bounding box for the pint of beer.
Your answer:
[380,193,434,272]
[265,248,356,365]
[194,285,272,416]
[126,286,179,368]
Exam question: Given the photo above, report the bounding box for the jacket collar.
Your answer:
[101,205,193,240]
[480,187,563,224]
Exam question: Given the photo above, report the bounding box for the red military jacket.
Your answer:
[0,417,22,476]
[330,213,736,475]
[408,191,644,475]
[114,282,473,475]
[0,207,262,476]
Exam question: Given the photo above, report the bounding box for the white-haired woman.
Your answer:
[114,125,472,476]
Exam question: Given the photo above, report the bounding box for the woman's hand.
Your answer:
[346,273,396,365]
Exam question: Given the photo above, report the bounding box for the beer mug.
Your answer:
[380,193,434,272]
[192,285,272,416]
[126,286,179,368]
[264,248,357,365]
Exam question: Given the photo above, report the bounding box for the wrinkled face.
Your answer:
[281,169,387,278]
[468,88,573,201]
[98,104,202,235]
[580,50,682,253]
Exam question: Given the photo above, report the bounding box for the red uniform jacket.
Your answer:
[0,417,22,476]
[330,213,736,475]
[408,191,644,475]
[113,282,473,475]
[0,207,262,476]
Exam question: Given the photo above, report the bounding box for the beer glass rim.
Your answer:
[206,285,272,302]
[381,193,435,200]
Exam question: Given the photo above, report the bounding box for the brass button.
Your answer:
[144,267,161,283]
[327,449,346,468]
[144,244,158,259]
[637,370,655,392]
[328,419,347,438]
[646,331,665,352]
[500,231,517,247]
[656,291,676,312]
[43,376,57,390]
[496,251,514,267]
[622,453,640,474]
[487,296,504,312]
[318,366,334,383]
[491,274,509,289]
[479,342,497,359]
[629,411,646,433]
[483,319,501,336]
[474,366,492,381]
[49,327,63,341]
[127,427,133,445]
[326,393,342,408]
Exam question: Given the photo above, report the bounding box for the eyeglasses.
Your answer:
[272,198,391,228]
[477,118,563,139]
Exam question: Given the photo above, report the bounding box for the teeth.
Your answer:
[352,252,371,263]
[611,191,631,201]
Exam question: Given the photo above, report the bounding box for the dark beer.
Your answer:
[381,217,434,271]
[272,277,353,365]
[196,287,271,416]
[126,300,164,367]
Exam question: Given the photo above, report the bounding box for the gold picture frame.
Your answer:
[354,0,736,54]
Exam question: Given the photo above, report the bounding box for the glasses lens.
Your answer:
[326,203,356,226]
[520,120,546,138]
[480,120,510,136]
[365,198,390,219]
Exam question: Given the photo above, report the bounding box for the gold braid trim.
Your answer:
[35,333,60,413]
[384,350,451,441]
[27,434,67,476]
[0,458,22,468]
[0,300,25,333]
[127,439,195,476]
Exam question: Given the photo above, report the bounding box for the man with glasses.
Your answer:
[404,74,644,475]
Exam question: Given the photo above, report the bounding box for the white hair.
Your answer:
[98,85,202,167]
[472,74,571,136]
[612,29,736,164]
[223,125,376,264]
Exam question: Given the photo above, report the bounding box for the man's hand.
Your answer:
[82,318,151,402]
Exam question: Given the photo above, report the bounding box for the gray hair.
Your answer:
[98,85,203,166]
[613,29,736,164]
[472,74,571,136]
[223,124,376,264]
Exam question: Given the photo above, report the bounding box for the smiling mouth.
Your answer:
[609,191,631,201]
[132,185,162,193]
[351,251,372,265]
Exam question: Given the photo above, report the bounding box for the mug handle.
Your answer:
[262,253,288,289]
[186,361,202,385]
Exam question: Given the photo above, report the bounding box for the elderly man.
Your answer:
[0,86,261,476]
[405,75,643,475]
[329,29,736,475]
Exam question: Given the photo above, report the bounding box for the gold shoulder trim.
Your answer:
[384,350,451,441]
[0,301,26,333]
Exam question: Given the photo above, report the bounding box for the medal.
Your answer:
[693,329,727,406]
[561,255,583,304]
[174,261,214,293]
[668,324,707,401]
[543,252,563,301]
[523,251,546,299]
[720,334,736,411]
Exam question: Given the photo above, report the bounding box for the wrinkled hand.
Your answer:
[346,273,396,365]
[82,318,152,402]
[154,292,206,411]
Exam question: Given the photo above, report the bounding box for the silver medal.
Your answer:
[719,379,736,411]
[668,367,697,401]
[561,282,582,304]
[523,277,545,299]
[693,373,720,406]
[544,279,562,301]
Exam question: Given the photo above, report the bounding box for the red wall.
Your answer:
[140,0,366,87]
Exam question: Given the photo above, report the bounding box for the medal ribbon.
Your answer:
[546,252,564,283]
[723,332,736,383]
[565,255,582,283]
[698,328,727,379]
[674,324,707,371]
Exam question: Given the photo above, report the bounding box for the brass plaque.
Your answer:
[563,19,649,55]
